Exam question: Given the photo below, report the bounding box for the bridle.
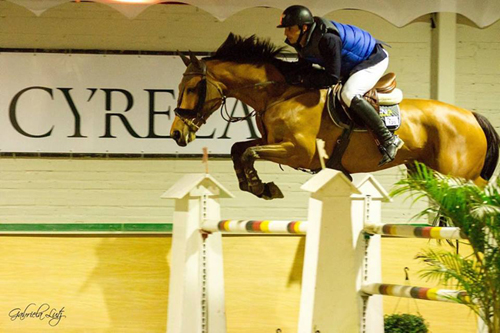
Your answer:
[174,60,293,130]
[174,61,225,131]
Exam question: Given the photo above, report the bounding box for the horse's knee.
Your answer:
[242,147,259,164]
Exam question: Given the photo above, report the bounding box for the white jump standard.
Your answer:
[163,170,469,333]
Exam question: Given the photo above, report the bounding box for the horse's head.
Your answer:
[170,52,224,146]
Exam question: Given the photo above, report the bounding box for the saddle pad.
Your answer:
[326,88,401,133]
[379,88,403,105]
[379,104,401,131]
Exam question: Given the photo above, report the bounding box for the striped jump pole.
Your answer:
[364,223,466,240]
[202,220,307,234]
[361,283,469,303]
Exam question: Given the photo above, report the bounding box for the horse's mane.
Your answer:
[206,33,287,65]
[205,33,317,84]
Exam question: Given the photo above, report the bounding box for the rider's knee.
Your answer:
[340,89,357,107]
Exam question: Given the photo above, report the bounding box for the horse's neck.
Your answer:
[208,61,285,110]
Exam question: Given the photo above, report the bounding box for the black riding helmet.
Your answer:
[277,5,314,28]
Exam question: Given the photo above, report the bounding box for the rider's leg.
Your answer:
[348,96,403,166]
[341,52,404,166]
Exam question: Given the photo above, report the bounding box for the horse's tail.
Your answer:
[473,112,500,180]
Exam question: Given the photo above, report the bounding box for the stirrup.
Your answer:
[378,136,404,166]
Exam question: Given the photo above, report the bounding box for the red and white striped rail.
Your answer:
[202,220,465,240]
[362,283,468,303]
[364,223,466,240]
[202,219,307,234]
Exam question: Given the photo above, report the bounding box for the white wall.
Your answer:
[0,2,498,224]
[456,16,500,126]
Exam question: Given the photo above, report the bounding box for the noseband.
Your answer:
[174,61,225,131]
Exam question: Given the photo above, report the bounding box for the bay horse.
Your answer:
[170,34,499,200]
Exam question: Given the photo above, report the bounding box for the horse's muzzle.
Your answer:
[171,130,187,147]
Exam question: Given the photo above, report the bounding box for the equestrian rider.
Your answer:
[277,5,404,166]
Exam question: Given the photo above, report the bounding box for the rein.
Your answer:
[175,61,308,127]
[219,81,281,123]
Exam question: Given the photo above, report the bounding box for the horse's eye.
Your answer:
[186,87,196,94]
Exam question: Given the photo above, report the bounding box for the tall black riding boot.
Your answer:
[350,95,404,166]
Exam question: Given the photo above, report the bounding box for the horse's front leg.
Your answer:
[241,142,296,200]
[231,139,263,193]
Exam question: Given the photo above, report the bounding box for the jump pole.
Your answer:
[201,219,307,234]
[361,283,469,303]
[364,223,466,240]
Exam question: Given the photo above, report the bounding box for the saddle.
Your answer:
[327,72,403,132]
[324,73,404,178]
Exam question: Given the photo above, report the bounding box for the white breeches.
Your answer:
[341,50,389,107]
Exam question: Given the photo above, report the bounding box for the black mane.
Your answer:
[205,33,316,83]
[207,33,287,64]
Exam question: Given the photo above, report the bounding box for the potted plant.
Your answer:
[384,313,429,332]
[392,162,500,332]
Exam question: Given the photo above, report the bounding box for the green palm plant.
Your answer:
[391,163,500,332]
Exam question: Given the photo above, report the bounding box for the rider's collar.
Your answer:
[284,38,298,49]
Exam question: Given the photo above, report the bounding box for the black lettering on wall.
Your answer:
[58,88,87,138]
[87,88,98,102]
[99,88,143,138]
[9,86,54,138]
[145,89,174,138]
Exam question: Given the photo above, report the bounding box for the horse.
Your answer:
[170,34,500,200]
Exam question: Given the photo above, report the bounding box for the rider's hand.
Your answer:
[301,71,338,89]
[285,72,305,86]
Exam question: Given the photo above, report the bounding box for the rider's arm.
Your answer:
[318,33,341,84]
[300,33,341,88]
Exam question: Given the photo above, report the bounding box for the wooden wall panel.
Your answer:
[0,236,170,332]
[0,235,478,332]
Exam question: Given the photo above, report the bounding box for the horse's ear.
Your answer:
[189,51,202,68]
[178,51,190,67]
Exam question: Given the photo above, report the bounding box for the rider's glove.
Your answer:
[301,71,338,89]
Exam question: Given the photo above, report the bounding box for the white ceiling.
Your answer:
[5,0,500,27]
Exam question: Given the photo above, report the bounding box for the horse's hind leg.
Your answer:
[473,176,488,188]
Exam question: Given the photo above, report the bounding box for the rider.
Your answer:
[277,5,404,166]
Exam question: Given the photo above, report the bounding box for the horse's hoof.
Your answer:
[261,182,284,200]
[249,182,265,198]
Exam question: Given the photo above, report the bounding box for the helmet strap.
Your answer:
[293,26,307,49]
